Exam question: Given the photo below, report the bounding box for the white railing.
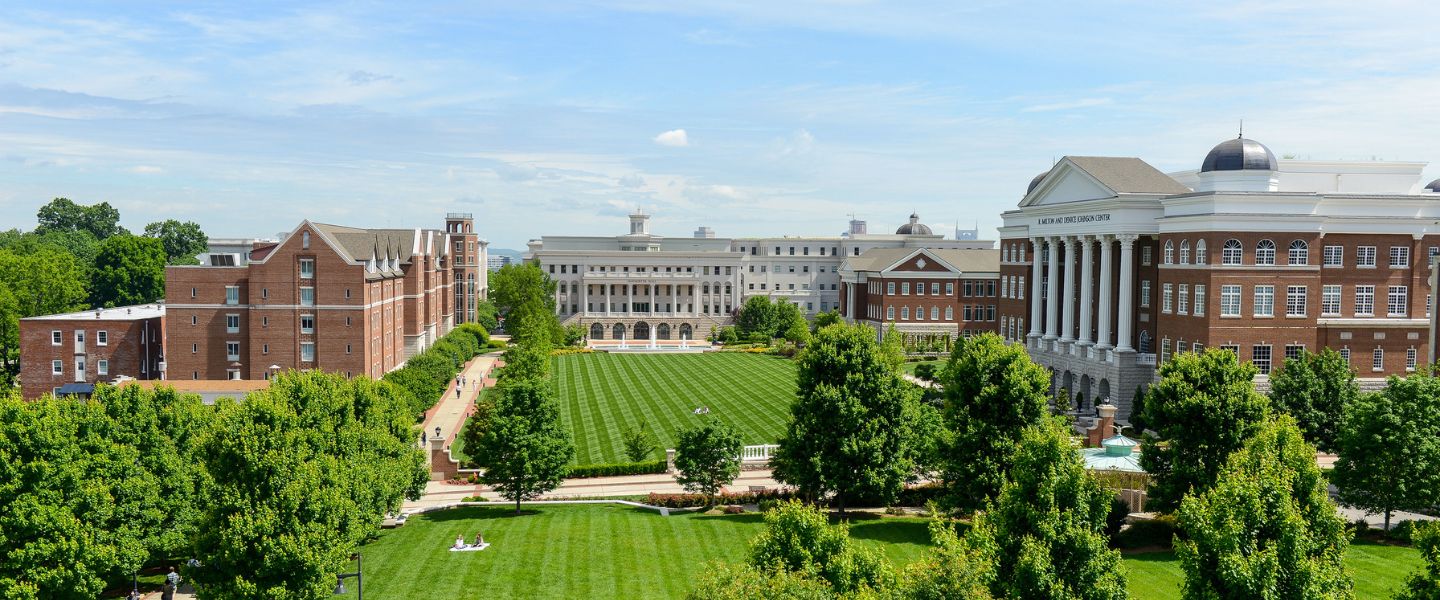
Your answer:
[1136,353,1157,366]
[741,444,779,462]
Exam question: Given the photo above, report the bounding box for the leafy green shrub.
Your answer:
[566,459,668,479]
[895,483,946,507]
[912,363,937,381]
[757,499,781,513]
[1391,520,1418,543]
[1113,515,1179,549]
[1105,495,1131,542]
[646,489,798,508]
[1352,518,1370,537]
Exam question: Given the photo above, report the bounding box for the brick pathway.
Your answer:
[420,352,501,449]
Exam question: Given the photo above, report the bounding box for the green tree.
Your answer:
[773,298,809,343]
[474,299,500,332]
[0,391,161,599]
[966,417,1128,600]
[811,309,842,332]
[489,263,562,345]
[1141,348,1271,512]
[901,518,995,599]
[476,378,574,514]
[935,333,1049,512]
[674,419,742,504]
[36,197,126,240]
[1397,521,1440,600]
[90,234,167,308]
[772,323,920,513]
[1333,374,1440,531]
[0,248,90,388]
[1268,348,1358,453]
[687,562,833,600]
[143,219,209,265]
[737,295,779,339]
[458,393,497,466]
[747,500,895,595]
[622,420,658,462]
[1176,417,1352,599]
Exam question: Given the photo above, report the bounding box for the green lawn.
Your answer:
[901,360,944,376]
[1121,539,1424,599]
[341,504,931,599]
[550,353,798,464]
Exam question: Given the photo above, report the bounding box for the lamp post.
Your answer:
[334,553,362,599]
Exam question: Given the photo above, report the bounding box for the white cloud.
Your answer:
[129,165,164,174]
[653,129,690,147]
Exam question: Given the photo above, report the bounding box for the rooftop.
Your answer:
[22,303,165,322]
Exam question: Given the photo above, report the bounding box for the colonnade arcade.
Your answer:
[557,281,736,317]
[1026,233,1144,361]
[587,321,694,341]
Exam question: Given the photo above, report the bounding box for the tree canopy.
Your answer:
[1397,521,1440,600]
[746,500,895,595]
[1176,417,1352,599]
[488,262,563,345]
[935,332,1050,512]
[1267,348,1358,453]
[90,234,167,308]
[674,419,743,503]
[1140,348,1271,512]
[0,247,89,385]
[143,219,209,265]
[475,377,574,514]
[772,322,920,513]
[1333,373,1440,531]
[35,197,127,240]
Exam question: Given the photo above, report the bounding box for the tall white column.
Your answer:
[671,284,677,315]
[1028,238,1044,338]
[847,284,856,320]
[1096,236,1114,350]
[582,282,589,315]
[605,284,612,316]
[627,283,633,314]
[649,284,655,316]
[1060,236,1077,343]
[1044,237,1061,340]
[1078,235,1095,346]
[1116,234,1137,353]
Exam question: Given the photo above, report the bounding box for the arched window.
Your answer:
[657,323,671,339]
[1179,240,1191,264]
[1222,239,1242,265]
[612,323,626,339]
[1196,240,1208,264]
[679,323,693,339]
[1289,240,1309,265]
[590,322,604,339]
[1163,240,1174,264]
[1255,239,1276,265]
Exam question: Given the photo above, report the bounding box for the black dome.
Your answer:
[1027,169,1051,194]
[1200,137,1278,173]
[896,213,932,235]
[1426,178,1440,193]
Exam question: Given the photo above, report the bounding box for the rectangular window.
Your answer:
[299,258,315,279]
[1141,280,1151,308]
[1388,286,1409,316]
[1323,245,1343,267]
[300,287,315,306]
[1357,246,1376,268]
[1355,285,1375,316]
[51,360,62,375]
[987,281,996,297]
[191,315,198,325]
[1252,345,1272,374]
[930,306,939,320]
[301,342,316,362]
[1162,283,1173,313]
[1322,285,1341,316]
[1220,284,1241,316]
[301,314,315,334]
[1142,245,1152,266]
[346,344,353,354]
[945,306,953,321]
[226,342,240,362]
[51,330,61,345]
[1373,348,1384,372]
[886,306,894,320]
[1161,339,1171,363]
[1194,285,1206,316]
[887,282,895,295]
[226,314,240,333]
[1254,285,1274,317]
[1407,348,1418,371]
[931,282,940,295]
[1340,348,1351,362]
[263,344,269,354]
[1017,277,1025,300]
[1390,246,1410,268]
[1286,286,1306,317]
[1285,344,1305,362]
[987,305,996,321]
[901,282,910,295]
[901,307,910,320]
[225,286,239,305]
[96,330,108,345]
[1178,284,1189,314]
[964,281,973,296]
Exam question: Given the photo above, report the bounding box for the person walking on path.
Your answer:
[161,567,179,600]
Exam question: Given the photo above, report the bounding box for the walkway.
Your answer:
[420,352,502,447]
[404,469,782,512]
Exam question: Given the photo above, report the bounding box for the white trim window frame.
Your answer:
[1253,285,1275,317]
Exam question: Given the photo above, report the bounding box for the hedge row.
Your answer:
[567,459,668,479]
[382,323,490,418]
[645,489,800,508]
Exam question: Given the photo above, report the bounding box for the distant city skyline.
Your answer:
[2,1,1438,248]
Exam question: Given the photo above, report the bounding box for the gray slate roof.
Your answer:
[1065,156,1191,195]
[844,248,1000,273]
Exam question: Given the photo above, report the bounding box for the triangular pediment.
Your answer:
[1019,160,1117,207]
[880,248,960,274]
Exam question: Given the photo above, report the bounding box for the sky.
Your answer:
[2,1,1439,249]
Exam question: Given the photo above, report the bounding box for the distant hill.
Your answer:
[488,248,524,261]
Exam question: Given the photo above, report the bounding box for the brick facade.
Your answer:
[19,304,165,400]
[839,247,1001,342]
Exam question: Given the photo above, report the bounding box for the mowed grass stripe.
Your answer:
[552,353,798,464]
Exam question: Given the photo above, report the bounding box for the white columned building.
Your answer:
[997,139,1440,423]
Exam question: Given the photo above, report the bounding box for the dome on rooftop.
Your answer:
[1200,136,1278,173]
[1425,178,1440,193]
[1027,169,1051,194]
[896,213,932,235]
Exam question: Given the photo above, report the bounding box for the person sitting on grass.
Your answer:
[453,534,466,549]
[474,531,485,546]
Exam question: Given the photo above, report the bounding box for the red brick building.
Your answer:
[998,138,1440,420]
[838,247,1002,344]
[165,216,475,381]
[18,303,165,400]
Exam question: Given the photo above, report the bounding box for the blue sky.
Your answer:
[2,1,1438,249]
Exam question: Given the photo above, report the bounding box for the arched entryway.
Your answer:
[1139,330,1152,354]
[1078,374,1092,410]
[1061,371,1075,409]
[590,322,604,340]
[613,323,627,339]
[1098,379,1112,406]
[634,321,651,340]
[657,323,671,339]
[679,323,693,340]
